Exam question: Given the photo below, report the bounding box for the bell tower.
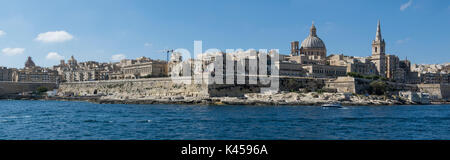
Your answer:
[371,20,387,77]
[372,20,386,56]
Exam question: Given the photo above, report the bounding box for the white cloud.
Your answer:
[46,52,64,60]
[396,38,411,44]
[0,30,5,37]
[2,48,25,56]
[35,31,74,43]
[144,42,152,47]
[400,0,413,11]
[111,54,126,61]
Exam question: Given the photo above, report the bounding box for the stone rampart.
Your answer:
[279,77,326,92]
[59,77,210,98]
[0,82,58,96]
[325,77,371,94]
[418,84,450,100]
[58,77,326,98]
[325,77,449,100]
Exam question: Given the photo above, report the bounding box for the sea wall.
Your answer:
[58,77,210,99]
[207,77,325,97]
[417,84,450,100]
[279,77,326,92]
[325,77,449,101]
[324,77,371,94]
[207,84,265,97]
[0,82,58,96]
[58,77,327,98]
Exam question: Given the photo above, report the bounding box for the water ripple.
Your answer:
[0,100,449,140]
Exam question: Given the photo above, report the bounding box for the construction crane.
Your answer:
[159,49,174,77]
[160,49,174,62]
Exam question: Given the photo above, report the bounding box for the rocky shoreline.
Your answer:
[33,92,449,106]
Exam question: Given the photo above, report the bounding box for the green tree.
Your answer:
[347,72,363,78]
[369,81,389,95]
[141,74,153,78]
[37,87,49,93]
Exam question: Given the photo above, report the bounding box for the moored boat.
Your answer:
[322,103,343,108]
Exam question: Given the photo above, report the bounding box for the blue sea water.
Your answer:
[0,100,449,140]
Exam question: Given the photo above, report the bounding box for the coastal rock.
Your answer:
[57,80,422,106]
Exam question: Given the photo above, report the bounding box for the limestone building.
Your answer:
[420,73,450,84]
[278,61,307,77]
[119,57,168,79]
[328,54,377,76]
[392,59,420,83]
[12,57,59,83]
[302,64,347,78]
[386,54,400,79]
[409,63,449,84]
[54,56,120,82]
[0,67,13,81]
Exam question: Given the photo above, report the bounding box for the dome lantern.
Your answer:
[301,22,326,49]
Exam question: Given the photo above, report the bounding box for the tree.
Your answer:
[369,81,389,95]
[347,72,363,78]
[141,74,153,78]
[37,87,49,94]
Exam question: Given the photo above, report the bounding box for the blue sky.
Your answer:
[0,0,449,68]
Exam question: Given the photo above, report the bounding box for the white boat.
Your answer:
[322,103,343,108]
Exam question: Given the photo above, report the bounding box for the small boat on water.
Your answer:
[322,103,343,108]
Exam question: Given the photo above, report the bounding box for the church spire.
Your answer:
[375,20,382,41]
[310,22,317,37]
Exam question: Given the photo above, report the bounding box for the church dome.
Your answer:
[301,23,326,49]
[25,56,36,68]
[301,36,326,49]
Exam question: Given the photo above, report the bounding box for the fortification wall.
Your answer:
[418,84,450,100]
[325,77,449,100]
[279,77,326,92]
[58,77,210,98]
[56,76,450,100]
[324,77,370,94]
[206,77,325,97]
[207,84,264,97]
[58,77,327,98]
[442,84,450,100]
[0,82,58,96]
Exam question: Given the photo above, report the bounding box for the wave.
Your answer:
[136,120,153,123]
[0,115,32,119]
[340,117,450,121]
[0,120,15,123]
[83,120,114,123]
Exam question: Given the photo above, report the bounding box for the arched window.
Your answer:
[375,47,378,52]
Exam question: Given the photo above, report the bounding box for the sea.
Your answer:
[0,100,449,140]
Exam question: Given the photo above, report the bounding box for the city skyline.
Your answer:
[1,0,450,68]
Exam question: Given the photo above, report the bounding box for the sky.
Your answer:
[0,0,449,68]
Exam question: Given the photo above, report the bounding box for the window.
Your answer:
[375,47,378,52]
